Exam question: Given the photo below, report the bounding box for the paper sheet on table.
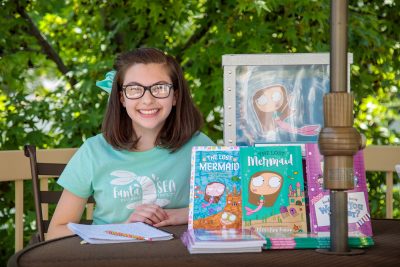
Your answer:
[67,222,173,244]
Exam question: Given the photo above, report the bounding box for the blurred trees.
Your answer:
[0,0,398,263]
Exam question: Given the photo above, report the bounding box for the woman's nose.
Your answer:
[140,90,154,104]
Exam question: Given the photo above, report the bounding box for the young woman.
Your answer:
[47,48,214,239]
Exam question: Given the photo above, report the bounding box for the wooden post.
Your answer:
[386,172,393,219]
[15,180,24,252]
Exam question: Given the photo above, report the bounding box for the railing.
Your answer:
[0,145,399,252]
[0,148,78,252]
[363,146,399,219]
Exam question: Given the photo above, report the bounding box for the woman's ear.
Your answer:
[120,92,126,107]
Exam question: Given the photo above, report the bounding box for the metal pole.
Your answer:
[330,190,349,252]
[331,0,348,93]
[317,0,364,255]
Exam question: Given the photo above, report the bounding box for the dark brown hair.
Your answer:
[102,48,203,151]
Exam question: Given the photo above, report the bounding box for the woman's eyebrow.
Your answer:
[123,80,171,86]
[123,81,142,86]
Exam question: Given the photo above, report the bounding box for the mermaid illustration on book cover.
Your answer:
[245,171,283,215]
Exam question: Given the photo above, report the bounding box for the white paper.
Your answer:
[68,222,173,244]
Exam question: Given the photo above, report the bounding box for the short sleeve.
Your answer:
[57,142,94,198]
[191,132,216,146]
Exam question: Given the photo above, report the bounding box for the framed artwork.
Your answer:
[222,53,353,146]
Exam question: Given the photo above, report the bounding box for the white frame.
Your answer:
[222,53,353,146]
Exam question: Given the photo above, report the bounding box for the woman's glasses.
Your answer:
[122,83,173,99]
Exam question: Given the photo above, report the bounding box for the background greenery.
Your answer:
[1,0,399,264]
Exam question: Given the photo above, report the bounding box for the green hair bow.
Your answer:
[96,70,116,94]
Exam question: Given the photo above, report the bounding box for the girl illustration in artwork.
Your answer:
[252,84,320,137]
[245,171,283,216]
[202,182,226,208]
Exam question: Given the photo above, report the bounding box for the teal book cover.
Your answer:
[240,146,307,233]
[188,146,242,230]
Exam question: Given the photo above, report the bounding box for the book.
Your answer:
[188,146,242,230]
[181,228,266,254]
[67,222,173,244]
[262,231,374,249]
[305,144,373,236]
[240,146,308,233]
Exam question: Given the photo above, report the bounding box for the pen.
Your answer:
[105,230,152,241]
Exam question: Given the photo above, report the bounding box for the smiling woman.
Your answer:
[45,48,215,240]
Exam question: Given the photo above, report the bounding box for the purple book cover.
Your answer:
[305,144,373,236]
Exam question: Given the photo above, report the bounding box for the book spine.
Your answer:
[188,146,200,229]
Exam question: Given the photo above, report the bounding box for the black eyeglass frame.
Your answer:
[121,83,173,99]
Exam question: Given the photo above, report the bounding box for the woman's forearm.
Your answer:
[46,223,74,240]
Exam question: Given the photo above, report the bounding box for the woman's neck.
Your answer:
[135,129,158,152]
[136,140,156,151]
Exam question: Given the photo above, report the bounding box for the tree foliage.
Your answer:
[0,0,399,263]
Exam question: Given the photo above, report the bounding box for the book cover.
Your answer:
[305,143,373,236]
[188,146,242,230]
[240,146,307,233]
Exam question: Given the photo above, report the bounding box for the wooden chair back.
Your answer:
[24,145,94,242]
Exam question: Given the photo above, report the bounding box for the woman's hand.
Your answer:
[125,204,169,225]
[153,207,188,227]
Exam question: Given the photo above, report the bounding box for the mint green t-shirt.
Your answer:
[57,132,214,225]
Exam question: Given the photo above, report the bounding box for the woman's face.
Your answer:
[250,172,282,195]
[120,63,176,137]
[254,86,284,112]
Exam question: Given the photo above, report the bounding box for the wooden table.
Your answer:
[8,219,400,267]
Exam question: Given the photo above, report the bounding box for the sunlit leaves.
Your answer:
[0,0,399,260]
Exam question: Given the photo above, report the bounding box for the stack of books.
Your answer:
[181,228,266,254]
